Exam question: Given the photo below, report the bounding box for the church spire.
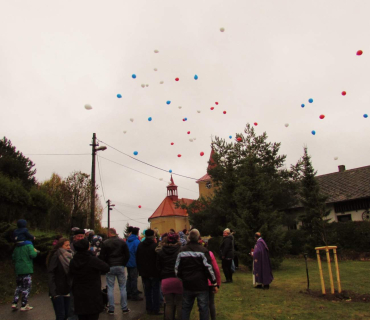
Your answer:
[167,174,178,201]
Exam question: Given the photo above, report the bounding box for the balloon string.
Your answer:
[97,139,198,180]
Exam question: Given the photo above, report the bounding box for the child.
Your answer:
[14,220,35,246]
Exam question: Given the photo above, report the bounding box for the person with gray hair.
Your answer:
[175,229,217,320]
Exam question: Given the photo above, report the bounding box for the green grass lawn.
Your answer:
[140,258,370,320]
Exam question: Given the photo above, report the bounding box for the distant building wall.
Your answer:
[149,216,190,235]
[198,180,215,198]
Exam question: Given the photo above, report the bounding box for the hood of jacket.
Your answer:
[162,243,181,255]
[142,238,155,246]
[127,234,139,243]
[17,219,27,228]
[71,251,90,269]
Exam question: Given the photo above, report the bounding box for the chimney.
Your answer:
[338,165,345,173]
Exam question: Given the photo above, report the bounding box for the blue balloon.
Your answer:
[301,104,305,108]
[133,151,138,156]
[132,74,136,79]
[148,117,152,121]
[184,118,187,121]
[169,169,172,173]
[364,114,368,118]
[166,101,171,105]
[194,75,198,80]
[308,98,313,103]
[311,130,316,135]
[229,135,232,139]
[117,94,122,98]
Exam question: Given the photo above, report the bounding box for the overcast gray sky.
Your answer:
[1,0,370,234]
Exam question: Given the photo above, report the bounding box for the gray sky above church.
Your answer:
[1,0,370,233]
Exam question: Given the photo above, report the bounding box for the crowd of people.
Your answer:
[10,219,273,320]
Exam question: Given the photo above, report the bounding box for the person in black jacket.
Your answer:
[136,229,163,316]
[175,229,217,320]
[69,239,110,320]
[156,232,183,320]
[99,228,130,315]
[47,238,73,320]
[219,228,234,283]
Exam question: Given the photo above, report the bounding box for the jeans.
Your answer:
[106,266,127,312]
[222,259,233,282]
[51,296,70,320]
[164,293,182,320]
[126,267,139,298]
[142,277,161,313]
[67,292,78,320]
[182,290,209,320]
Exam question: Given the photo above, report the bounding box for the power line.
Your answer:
[113,207,150,225]
[25,154,90,156]
[96,155,106,202]
[97,139,198,180]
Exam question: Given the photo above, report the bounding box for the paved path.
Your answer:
[0,276,147,320]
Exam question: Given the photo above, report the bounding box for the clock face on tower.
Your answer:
[206,182,212,189]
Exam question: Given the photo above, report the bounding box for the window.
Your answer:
[337,214,352,222]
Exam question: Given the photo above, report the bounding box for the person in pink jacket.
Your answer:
[208,251,221,320]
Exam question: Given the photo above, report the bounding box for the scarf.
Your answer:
[57,248,73,274]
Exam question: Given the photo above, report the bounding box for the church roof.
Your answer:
[168,175,177,187]
[148,197,194,220]
[196,173,211,183]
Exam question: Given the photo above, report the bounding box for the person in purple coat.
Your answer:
[252,232,273,289]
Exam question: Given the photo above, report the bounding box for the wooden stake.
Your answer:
[316,249,326,295]
[325,247,335,294]
[333,248,342,293]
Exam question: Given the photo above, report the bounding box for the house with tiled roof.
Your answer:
[148,175,194,234]
[288,165,370,228]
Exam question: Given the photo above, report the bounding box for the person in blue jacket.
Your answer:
[126,227,143,301]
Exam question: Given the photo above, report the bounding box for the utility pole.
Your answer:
[107,199,115,237]
[90,133,107,230]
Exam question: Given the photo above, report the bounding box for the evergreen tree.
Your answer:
[185,124,298,268]
[0,137,36,190]
[123,222,131,239]
[298,147,329,248]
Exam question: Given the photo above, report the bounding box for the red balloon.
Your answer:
[138,205,141,208]
[171,142,174,145]
[178,154,181,157]
[254,122,258,126]
[200,152,204,156]
[210,107,214,110]
[183,118,185,121]
[223,111,226,114]
[357,50,363,56]
[319,114,325,119]
[175,78,179,81]
[215,102,219,105]
[187,131,190,134]
[342,91,346,96]
[236,137,242,142]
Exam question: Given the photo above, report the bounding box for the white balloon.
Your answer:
[285,123,289,127]
[197,110,201,113]
[141,84,145,88]
[159,178,163,181]
[154,49,159,53]
[84,104,92,110]
[123,130,127,134]
[220,27,225,32]
[160,81,164,84]
[334,156,338,160]
[178,106,182,109]
[154,68,157,71]
[189,139,193,142]
[193,138,196,140]
[130,118,134,122]
[146,84,149,87]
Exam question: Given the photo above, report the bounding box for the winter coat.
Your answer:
[14,219,34,242]
[136,238,160,278]
[12,244,37,275]
[48,252,72,297]
[156,242,181,279]
[175,241,216,292]
[99,236,130,267]
[69,251,110,315]
[220,235,234,259]
[208,251,221,287]
[126,234,141,268]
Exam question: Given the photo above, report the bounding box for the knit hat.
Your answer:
[74,238,89,252]
[167,232,179,244]
[145,229,155,237]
